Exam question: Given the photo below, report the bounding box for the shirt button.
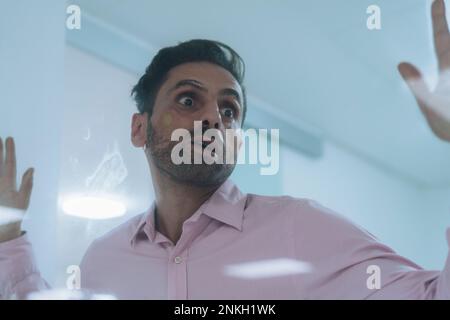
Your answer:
[174,256,183,264]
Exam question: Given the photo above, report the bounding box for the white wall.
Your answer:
[0,1,66,285]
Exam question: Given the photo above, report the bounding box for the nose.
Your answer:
[201,119,219,133]
[201,106,222,133]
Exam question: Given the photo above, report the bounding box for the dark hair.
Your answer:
[131,39,247,125]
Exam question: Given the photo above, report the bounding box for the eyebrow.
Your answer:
[168,79,207,94]
[168,79,242,104]
[219,88,241,104]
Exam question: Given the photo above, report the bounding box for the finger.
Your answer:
[0,137,3,177]
[5,137,17,190]
[18,168,34,210]
[432,0,450,71]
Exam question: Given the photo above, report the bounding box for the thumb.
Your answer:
[18,168,34,209]
[398,62,431,107]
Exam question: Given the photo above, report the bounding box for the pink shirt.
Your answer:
[1,180,450,299]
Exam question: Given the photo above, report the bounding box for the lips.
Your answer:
[190,140,218,159]
[192,138,215,149]
[191,141,207,152]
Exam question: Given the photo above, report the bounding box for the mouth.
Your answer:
[191,137,215,150]
[190,139,218,159]
[191,141,208,149]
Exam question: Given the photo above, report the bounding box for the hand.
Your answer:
[398,0,450,142]
[0,137,34,242]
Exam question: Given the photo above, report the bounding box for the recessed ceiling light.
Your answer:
[62,196,126,220]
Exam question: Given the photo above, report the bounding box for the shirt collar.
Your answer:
[129,179,247,246]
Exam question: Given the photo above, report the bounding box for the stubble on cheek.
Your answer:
[146,113,237,187]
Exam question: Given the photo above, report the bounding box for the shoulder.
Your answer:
[82,212,146,261]
[245,194,378,243]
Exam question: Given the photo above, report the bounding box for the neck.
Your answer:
[148,160,221,245]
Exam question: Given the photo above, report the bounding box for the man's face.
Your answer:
[147,62,244,187]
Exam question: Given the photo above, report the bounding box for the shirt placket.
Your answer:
[165,213,213,300]
[167,248,188,300]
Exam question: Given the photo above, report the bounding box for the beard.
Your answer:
[146,122,236,188]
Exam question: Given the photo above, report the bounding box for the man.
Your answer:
[1,1,450,299]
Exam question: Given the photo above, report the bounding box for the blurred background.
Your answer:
[1,0,449,288]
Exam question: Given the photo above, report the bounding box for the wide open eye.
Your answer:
[222,107,235,119]
[178,95,195,108]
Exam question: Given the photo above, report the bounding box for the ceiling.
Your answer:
[72,0,450,187]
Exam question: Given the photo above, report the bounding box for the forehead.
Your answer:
[161,62,242,95]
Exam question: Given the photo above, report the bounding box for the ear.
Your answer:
[131,112,149,148]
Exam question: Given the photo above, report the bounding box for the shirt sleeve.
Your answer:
[366,229,450,299]
[0,233,49,299]
[294,199,450,299]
